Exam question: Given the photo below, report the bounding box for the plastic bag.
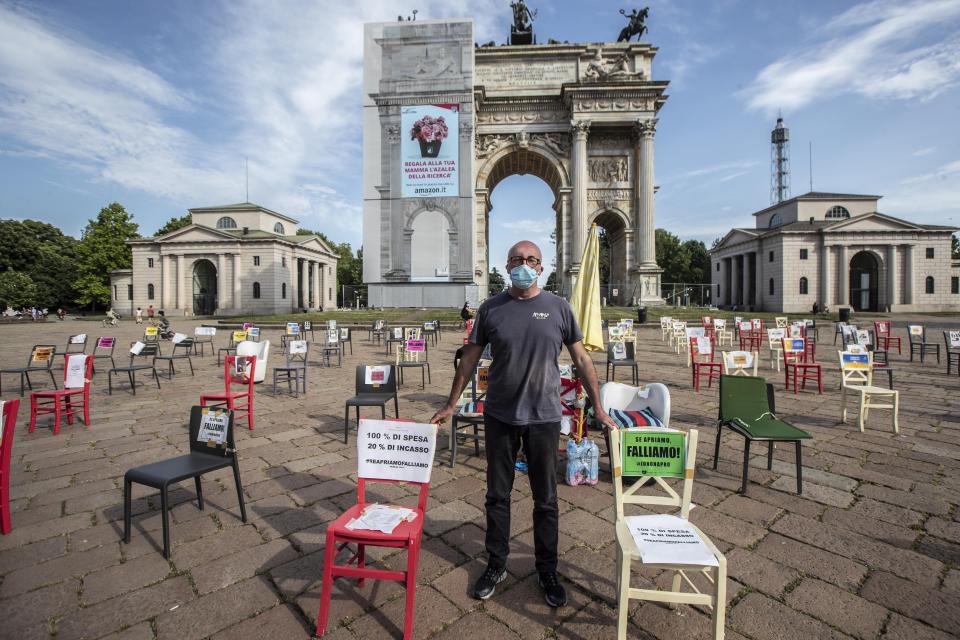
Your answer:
[565,438,599,486]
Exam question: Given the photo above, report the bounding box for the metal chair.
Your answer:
[273,340,309,397]
[606,340,638,385]
[154,335,195,379]
[108,342,162,395]
[343,365,399,444]
[0,344,58,396]
[92,336,117,374]
[339,327,354,355]
[396,338,431,389]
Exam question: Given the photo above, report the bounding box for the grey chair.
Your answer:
[0,344,58,396]
[108,343,161,395]
[339,327,353,355]
[91,336,117,374]
[944,331,960,376]
[273,340,309,397]
[154,338,195,379]
[605,341,639,385]
[908,326,940,363]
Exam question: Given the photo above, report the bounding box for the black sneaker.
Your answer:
[538,571,567,607]
[473,564,507,600]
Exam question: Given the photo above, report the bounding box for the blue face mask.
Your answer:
[509,264,538,290]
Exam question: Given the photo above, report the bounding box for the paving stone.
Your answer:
[855,484,951,516]
[81,553,172,604]
[882,613,957,640]
[785,578,887,639]
[725,547,799,597]
[431,611,520,640]
[348,585,461,639]
[210,603,313,640]
[98,622,154,640]
[820,507,918,549]
[688,506,767,548]
[0,578,80,636]
[730,592,853,640]
[155,575,280,640]
[169,524,265,569]
[860,571,960,635]
[754,533,867,591]
[1,543,120,597]
[713,494,782,526]
[483,573,592,639]
[769,476,854,507]
[0,535,66,574]
[192,538,299,594]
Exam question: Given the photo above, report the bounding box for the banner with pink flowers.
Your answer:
[401,104,459,198]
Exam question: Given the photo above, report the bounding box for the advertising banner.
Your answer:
[401,104,459,198]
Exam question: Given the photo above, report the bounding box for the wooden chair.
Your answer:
[873,321,901,355]
[396,339,431,389]
[774,317,788,329]
[343,365,399,444]
[316,421,436,639]
[767,328,786,372]
[0,344,58,396]
[839,350,899,433]
[273,340,309,397]
[29,353,94,435]
[713,319,734,347]
[691,336,721,391]
[783,338,823,394]
[606,340,639,385]
[659,316,673,341]
[908,325,940,363]
[108,342,161,395]
[123,406,247,558]
[738,322,761,352]
[715,374,811,494]
[200,355,256,430]
[1,399,21,534]
[611,428,727,640]
[721,350,758,377]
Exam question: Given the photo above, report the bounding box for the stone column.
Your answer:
[570,120,590,268]
[232,254,241,312]
[635,118,657,267]
[819,240,830,310]
[217,254,227,311]
[742,254,751,309]
[837,245,848,307]
[558,187,572,293]
[161,254,171,309]
[288,253,298,310]
[311,261,320,310]
[903,244,914,305]
[730,255,741,306]
[886,245,897,309]
[319,263,326,310]
[718,258,729,306]
[176,254,185,311]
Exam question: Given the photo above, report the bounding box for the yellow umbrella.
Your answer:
[569,223,604,352]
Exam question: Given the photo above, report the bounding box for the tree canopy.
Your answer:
[655,228,711,284]
[154,213,192,236]
[298,228,362,305]
[0,219,79,308]
[74,203,140,308]
[0,270,40,310]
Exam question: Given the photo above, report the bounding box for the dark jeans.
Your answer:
[484,413,561,574]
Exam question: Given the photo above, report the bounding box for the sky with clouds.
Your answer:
[1,0,958,283]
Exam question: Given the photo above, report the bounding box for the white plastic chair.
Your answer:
[236,340,270,383]
[600,381,671,427]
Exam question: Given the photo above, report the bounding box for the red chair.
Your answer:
[874,321,901,355]
[691,336,722,391]
[1,399,20,533]
[783,338,823,394]
[739,328,761,352]
[316,439,431,638]
[200,355,256,430]
[29,354,93,435]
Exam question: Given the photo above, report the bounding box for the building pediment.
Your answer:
[825,212,924,233]
[152,224,240,243]
[294,235,338,257]
[713,229,758,251]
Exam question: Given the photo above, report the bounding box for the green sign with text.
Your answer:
[620,430,685,477]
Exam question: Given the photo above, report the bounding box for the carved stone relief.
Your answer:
[588,156,628,184]
[474,132,571,159]
[581,48,645,82]
[475,110,567,124]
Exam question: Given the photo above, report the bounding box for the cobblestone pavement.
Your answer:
[0,319,957,640]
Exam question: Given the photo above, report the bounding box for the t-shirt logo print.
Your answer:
[532,312,550,320]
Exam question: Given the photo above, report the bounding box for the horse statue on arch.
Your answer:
[617,7,649,42]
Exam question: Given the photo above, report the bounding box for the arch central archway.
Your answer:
[476,145,568,295]
[192,259,217,316]
[849,251,879,312]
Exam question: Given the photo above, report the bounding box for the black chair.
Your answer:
[192,328,215,357]
[368,320,386,345]
[154,337,195,379]
[108,343,161,395]
[217,331,245,365]
[384,327,405,356]
[302,320,316,342]
[396,340,431,389]
[321,330,343,367]
[273,341,309,397]
[908,326,940,363]
[944,331,960,376]
[0,344,58,396]
[123,406,247,558]
[343,365,399,443]
[54,334,88,366]
[339,327,353,355]
[605,341,639,385]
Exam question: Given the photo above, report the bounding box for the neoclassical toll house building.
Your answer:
[710,192,959,313]
[110,203,339,317]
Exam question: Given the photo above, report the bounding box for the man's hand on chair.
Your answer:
[430,402,456,424]
[594,407,616,431]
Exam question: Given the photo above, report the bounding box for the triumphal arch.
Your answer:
[362,18,668,307]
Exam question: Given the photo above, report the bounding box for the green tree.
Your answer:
[655,228,711,284]
[74,203,139,309]
[297,228,363,305]
[154,213,192,236]
[0,219,79,308]
[0,270,40,310]
[545,270,558,291]
[489,267,505,293]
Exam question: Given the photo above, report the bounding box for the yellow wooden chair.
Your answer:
[839,350,899,433]
[611,428,727,640]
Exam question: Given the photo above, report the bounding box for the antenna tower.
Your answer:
[770,113,790,204]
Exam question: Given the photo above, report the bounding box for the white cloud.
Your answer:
[912,147,936,156]
[742,0,960,112]
[662,160,759,183]
[900,159,960,185]
[884,159,960,225]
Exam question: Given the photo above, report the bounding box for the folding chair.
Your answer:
[0,399,21,534]
[611,428,726,640]
[783,337,823,394]
[123,406,247,558]
[945,331,960,376]
[200,355,256,431]
[29,354,94,435]
[154,334,195,379]
[322,329,343,367]
[874,321,901,355]
[108,342,162,395]
[721,351,758,377]
[217,330,247,365]
[316,420,436,639]
[396,338,430,389]
[0,344,58,396]
[713,319,733,347]
[91,336,117,373]
[907,325,940,363]
[606,340,638,385]
[273,340,309,397]
[691,336,721,391]
[715,374,811,494]
[450,363,487,467]
[343,365,399,443]
[339,327,354,355]
[192,327,216,357]
[838,350,899,433]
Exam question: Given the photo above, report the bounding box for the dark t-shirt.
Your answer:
[469,291,583,425]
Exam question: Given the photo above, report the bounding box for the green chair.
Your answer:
[714,374,811,495]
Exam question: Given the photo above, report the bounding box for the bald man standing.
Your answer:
[432,240,614,607]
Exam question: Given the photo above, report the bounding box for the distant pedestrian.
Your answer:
[135,307,143,324]
[147,305,155,321]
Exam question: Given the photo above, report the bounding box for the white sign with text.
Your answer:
[357,419,436,483]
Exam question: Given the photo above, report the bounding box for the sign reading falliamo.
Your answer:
[401,104,459,198]
[621,430,685,477]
